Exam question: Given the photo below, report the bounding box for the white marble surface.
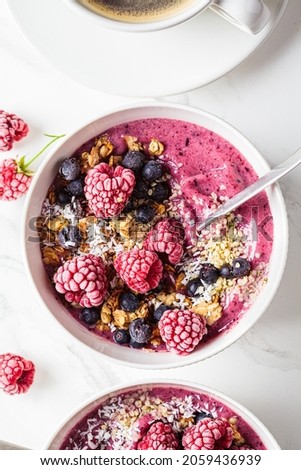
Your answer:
[0,0,300,451]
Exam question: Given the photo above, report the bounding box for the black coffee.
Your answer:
[79,0,194,23]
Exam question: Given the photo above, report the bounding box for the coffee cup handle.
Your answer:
[209,0,270,34]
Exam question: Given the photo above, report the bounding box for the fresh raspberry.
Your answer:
[0,158,32,201]
[182,417,233,450]
[114,248,163,294]
[54,254,108,307]
[84,163,135,218]
[143,219,184,265]
[0,110,29,151]
[0,353,35,395]
[158,308,207,356]
[137,422,179,450]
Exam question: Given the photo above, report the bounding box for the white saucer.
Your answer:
[7,0,287,97]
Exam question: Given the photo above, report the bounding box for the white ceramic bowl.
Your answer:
[22,102,288,369]
[45,379,280,449]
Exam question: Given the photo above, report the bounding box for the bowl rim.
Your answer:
[45,377,281,449]
[22,101,289,369]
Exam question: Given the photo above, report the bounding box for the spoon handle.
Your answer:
[198,147,301,231]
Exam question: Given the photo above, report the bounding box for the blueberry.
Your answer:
[129,318,153,344]
[67,178,84,197]
[135,205,155,224]
[142,161,163,182]
[232,258,251,278]
[122,198,134,214]
[120,292,139,312]
[150,182,170,202]
[130,339,146,349]
[220,264,234,279]
[56,189,72,206]
[122,150,145,173]
[153,304,170,322]
[57,225,82,249]
[133,180,149,199]
[199,264,220,285]
[195,411,213,423]
[186,278,203,297]
[113,329,130,345]
[59,157,81,181]
[79,307,99,325]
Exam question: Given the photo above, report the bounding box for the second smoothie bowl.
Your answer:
[23,103,288,368]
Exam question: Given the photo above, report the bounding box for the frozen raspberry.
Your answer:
[0,135,64,201]
[84,163,135,218]
[54,254,108,307]
[158,308,207,355]
[0,158,32,201]
[0,125,14,152]
[144,219,184,265]
[0,110,29,151]
[182,417,233,450]
[0,353,35,395]
[114,248,163,294]
[137,422,179,450]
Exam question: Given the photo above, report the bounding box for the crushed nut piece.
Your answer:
[113,309,128,328]
[154,203,166,215]
[36,217,56,243]
[47,216,68,232]
[47,186,56,205]
[164,264,175,273]
[150,326,162,346]
[78,242,90,253]
[119,215,134,239]
[95,321,110,332]
[175,272,185,290]
[123,135,143,151]
[109,155,123,167]
[156,292,177,306]
[78,216,97,238]
[129,302,149,322]
[179,417,194,429]
[101,287,123,324]
[148,139,164,156]
[88,146,101,167]
[35,216,47,231]
[101,304,112,324]
[191,299,222,325]
[230,417,246,445]
[42,246,66,265]
[95,135,114,158]
[80,151,90,171]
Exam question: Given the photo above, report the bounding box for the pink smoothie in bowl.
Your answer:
[46,381,280,450]
[39,119,272,351]
[23,103,288,368]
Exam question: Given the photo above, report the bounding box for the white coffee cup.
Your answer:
[64,0,270,34]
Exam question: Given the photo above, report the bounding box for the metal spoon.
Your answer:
[197,147,301,232]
